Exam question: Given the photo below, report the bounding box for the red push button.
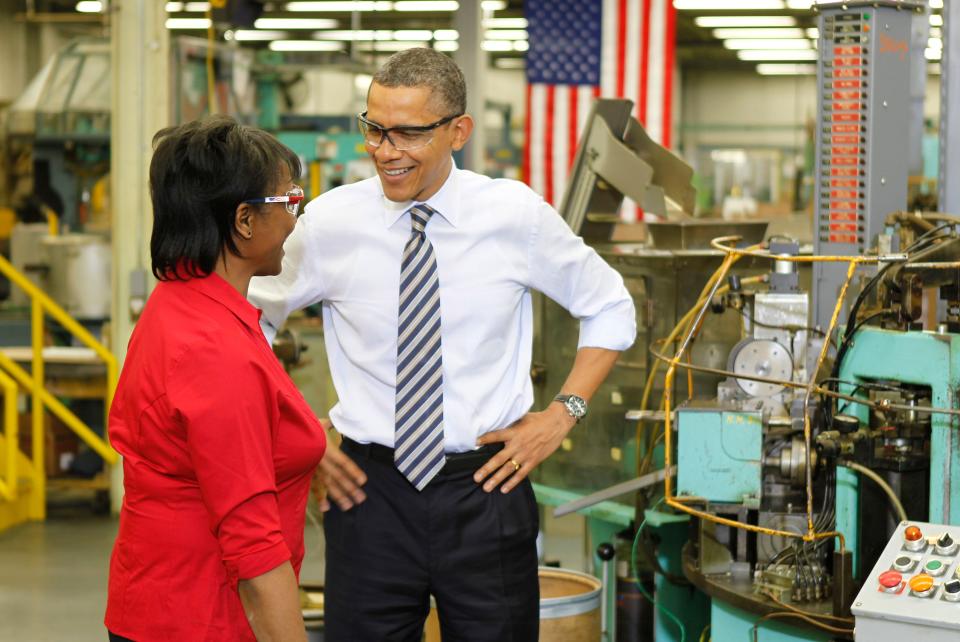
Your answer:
[879,570,903,589]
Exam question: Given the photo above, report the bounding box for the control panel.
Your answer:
[853,522,960,640]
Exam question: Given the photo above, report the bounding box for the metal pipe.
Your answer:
[843,461,909,523]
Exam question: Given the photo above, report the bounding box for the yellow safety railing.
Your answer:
[0,253,118,519]
[0,368,19,501]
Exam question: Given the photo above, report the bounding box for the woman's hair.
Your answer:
[149,115,301,280]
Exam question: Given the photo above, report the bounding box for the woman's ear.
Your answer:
[235,203,254,240]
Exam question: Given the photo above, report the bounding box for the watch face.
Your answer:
[566,396,587,418]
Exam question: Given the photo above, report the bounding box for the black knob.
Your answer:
[946,580,960,594]
[596,542,615,562]
[939,533,954,547]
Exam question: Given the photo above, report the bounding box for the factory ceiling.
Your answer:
[11,1,945,76]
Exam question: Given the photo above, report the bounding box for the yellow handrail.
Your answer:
[0,368,18,501]
[0,253,119,519]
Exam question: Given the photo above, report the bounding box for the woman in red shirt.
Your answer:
[105,116,325,642]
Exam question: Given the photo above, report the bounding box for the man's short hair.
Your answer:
[372,48,467,116]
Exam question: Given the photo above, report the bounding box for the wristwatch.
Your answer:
[554,394,588,422]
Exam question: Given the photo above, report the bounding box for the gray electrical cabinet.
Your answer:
[812,0,924,328]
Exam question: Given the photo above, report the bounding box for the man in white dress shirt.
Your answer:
[249,48,636,641]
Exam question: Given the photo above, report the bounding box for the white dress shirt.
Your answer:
[249,163,636,452]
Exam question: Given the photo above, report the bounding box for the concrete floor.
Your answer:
[0,497,585,641]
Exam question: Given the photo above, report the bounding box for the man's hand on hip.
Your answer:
[314,440,368,511]
[473,403,576,493]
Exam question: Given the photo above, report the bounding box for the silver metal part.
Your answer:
[772,438,818,488]
[729,339,793,397]
[552,466,676,518]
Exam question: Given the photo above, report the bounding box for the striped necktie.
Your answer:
[394,203,445,490]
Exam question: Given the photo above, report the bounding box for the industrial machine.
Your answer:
[532,2,960,640]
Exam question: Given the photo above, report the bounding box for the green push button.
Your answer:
[926,559,946,576]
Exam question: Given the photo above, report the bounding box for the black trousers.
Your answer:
[324,439,540,642]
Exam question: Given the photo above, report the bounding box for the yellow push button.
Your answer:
[910,574,935,593]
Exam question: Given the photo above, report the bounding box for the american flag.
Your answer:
[523,0,676,217]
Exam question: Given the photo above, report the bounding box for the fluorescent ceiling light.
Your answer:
[285,1,392,10]
[313,29,384,39]
[737,49,817,60]
[393,29,434,40]
[269,40,345,51]
[165,1,210,10]
[926,47,942,60]
[394,1,458,10]
[434,41,459,51]
[695,16,796,27]
[254,18,338,29]
[513,40,529,52]
[481,40,512,51]
[931,0,944,8]
[76,1,103,11]
[233,30,288,41]
[357,41,428,51]
[494,58,525,70]
[756,63,816,75]
[485,30,528,40]
[482,0,506,9]
[784,0,812,8]
[807,28,818,39]
[929,37,943,50]
[483,18,527,29]
[724,39,811,50]
[931,14,943,27]
[931,27,943,38]
[713,28,805,39]
[675,1,784,9]
[166,18,212,29]
[433,29,458,40]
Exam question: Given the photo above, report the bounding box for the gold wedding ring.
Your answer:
[508,458,521,472]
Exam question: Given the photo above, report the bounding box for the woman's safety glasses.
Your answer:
[244,185,305,217]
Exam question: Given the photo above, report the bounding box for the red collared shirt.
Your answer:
[105,273,325,642]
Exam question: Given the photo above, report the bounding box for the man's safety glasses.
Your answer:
[244,185,305,217]
[357,112,462,151]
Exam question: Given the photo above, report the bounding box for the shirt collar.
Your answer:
[182,272,263,332]
[381,158,460,229]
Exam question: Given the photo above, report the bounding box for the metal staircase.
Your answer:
[0,254,118,532]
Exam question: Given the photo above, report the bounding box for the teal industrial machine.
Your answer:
[534,2,960,640]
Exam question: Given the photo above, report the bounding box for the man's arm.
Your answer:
[475,194,636,493]
[474,347,620,493]
[238,562,307,642]
[249,214,325,343]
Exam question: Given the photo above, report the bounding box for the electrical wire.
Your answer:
[698,624,711,642]
[760,590,854,625]
[647,339,960,418]
[751,611,853,641]
[842,461,909,523]
[631,501,687,642]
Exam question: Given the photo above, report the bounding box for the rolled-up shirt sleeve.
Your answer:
[526,196,637,350]
[167,338,290,584]
[249,206,327,344]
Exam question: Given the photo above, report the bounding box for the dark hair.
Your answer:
[149,115,301,280]
[372,48,466,116]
